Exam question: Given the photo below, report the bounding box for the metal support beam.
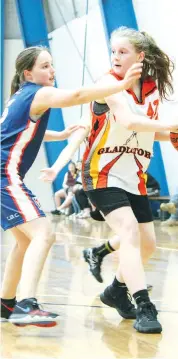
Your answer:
[0,0,4,115]
[15,0,67,192]
[99,0,169,195]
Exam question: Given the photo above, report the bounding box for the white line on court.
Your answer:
[56,232,178,251]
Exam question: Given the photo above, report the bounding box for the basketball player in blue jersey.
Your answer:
[40,28,178,333]
[0,46,143,327]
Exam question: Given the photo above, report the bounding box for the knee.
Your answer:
[43,227,55,246]
[36,224,55,246]
[55,189,64,197]
[17,241,29,253]
[54,191,60,199]
[121,218,140,246]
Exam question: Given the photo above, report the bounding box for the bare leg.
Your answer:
[16,217,55,300]
[54,189,66,208]
[58,194,73,210]
[1,228,30,299]
[105,207,147,295]
[109,221,156,264]
[109,235,121,250]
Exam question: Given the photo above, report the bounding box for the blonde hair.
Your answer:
[111,27,174,100]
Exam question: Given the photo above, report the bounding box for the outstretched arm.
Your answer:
[30,63,143,115]
[40,126,90,183]
[43,125,81,142]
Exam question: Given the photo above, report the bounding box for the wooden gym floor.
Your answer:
[1,216,178,359]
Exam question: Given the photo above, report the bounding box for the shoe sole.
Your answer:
[133,321,162,333]
[9,315,60,328]
[100,293,136,319]
[83,250,103,283]
[14,321,57,328]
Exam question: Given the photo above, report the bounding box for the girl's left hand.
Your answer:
[39,168,57,182]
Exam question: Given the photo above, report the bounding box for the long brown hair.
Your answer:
[10,46,51,96]
[111,27,174,100]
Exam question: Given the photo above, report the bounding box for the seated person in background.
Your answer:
[145,172,160,219]
[51,162,78,215]
[160,188,178,226]
[70,160,83,216]
[69,161,92,219]
[73,188,91,219]
[75,160,83,188]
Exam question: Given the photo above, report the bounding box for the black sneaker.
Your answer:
[9,298,60,327]
[0,299,16,322]
[100,285,136,319]
[133,301,162,333]
[83,248,103,283]
[51,209,61,215]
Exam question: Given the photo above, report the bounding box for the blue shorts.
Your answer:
[1,183,46,231]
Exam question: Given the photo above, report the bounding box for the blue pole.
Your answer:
[15,0,67,192]
[99,0,169,195]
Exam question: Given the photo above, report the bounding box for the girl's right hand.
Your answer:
[123,63,143,89]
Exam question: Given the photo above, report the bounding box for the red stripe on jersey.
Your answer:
[134,155,147,195]
[82,112,108,190]
[96,153,124,188]
[19,184,41,217]
[5,120,32,185]
[17,119,41,176]
[5,119,41,186]
[5,131,23,185]
[6,185,27,222]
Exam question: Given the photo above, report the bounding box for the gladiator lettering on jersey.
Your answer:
[97,146,151,159]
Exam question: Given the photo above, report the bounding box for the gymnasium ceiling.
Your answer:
[4,0,99,39]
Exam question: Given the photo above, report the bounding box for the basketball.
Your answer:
[170,132,178,151]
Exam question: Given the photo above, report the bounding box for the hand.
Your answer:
[123,63,143,90]
[39,167,57,183]
[63,125,82,139]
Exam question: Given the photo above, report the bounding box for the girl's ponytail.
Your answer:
[10,72,21,96]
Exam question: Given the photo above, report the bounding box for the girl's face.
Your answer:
[111,37,143,78]
[24,51,55,86]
